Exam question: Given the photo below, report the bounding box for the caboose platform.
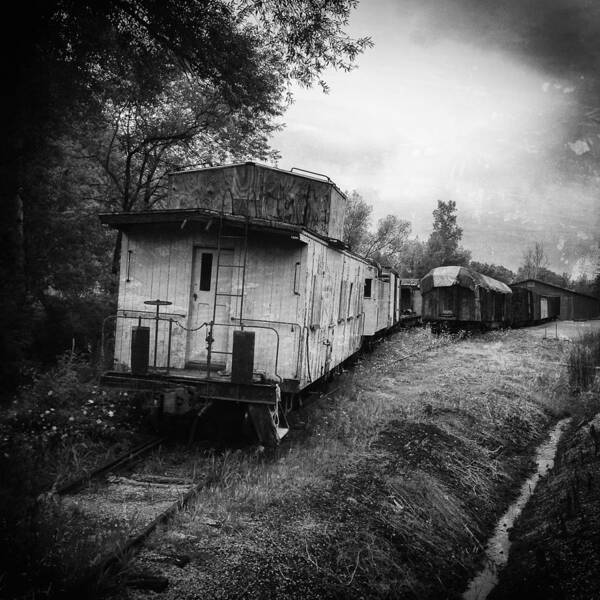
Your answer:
[100,368,296,405]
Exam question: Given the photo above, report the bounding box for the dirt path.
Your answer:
[110,328,570,600]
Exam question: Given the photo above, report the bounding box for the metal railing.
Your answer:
[102,309,292,382]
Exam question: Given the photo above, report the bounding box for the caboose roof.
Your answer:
[99,207,373,266]
[421,266,512,294]
[99,208,303,238]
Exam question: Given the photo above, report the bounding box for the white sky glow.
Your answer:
[270,0,599,275]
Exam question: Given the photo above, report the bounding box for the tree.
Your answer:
[363,215,411,266]
[398,238,429,278]
[426,200,471,267]
[343,191,372,253]
[520,242,549,279]
[0,0,371,388]
[469,261,515,284]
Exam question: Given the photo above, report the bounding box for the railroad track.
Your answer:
[59,330,472,594]
[56,436,167,495]
[54,436,208,595]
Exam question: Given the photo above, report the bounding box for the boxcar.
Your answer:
[420,266,512,330]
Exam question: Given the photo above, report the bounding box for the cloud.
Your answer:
[403,0,600,98]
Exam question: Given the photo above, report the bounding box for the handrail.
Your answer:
[103,312,284,382]
[210,321,282,382]
[290,166,332,182]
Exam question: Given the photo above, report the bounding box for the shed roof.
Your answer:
[511,279,599,301]
[421,266,512,294]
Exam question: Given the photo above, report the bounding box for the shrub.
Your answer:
[0,353,146,599]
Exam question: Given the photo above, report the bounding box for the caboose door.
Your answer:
[186,247,234,369]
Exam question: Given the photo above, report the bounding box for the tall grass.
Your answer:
[567,331,600,393]
[141,328,574,600]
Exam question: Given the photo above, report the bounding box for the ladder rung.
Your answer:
[220,235,246,239]
[216,292,243,297]
[210,350,233,355]
[218,264,245,268]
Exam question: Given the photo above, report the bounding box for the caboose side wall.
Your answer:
[300,238,369,386]
[167,163,346,241]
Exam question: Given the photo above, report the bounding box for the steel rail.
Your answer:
[56,436,166,496]
[79,476,207,593]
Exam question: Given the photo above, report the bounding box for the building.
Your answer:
[510,279,600,321]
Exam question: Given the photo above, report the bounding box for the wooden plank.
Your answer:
[168,164,346,240]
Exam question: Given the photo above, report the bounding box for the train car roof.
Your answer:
[99,208,377,267]
[421,266,512,294]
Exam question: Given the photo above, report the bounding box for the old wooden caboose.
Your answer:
[100,163,379,443]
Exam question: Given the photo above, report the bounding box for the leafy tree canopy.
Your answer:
[426,200,471,268]
[343,190,373,252]
[0,0,371,382]
[469,261,515,285]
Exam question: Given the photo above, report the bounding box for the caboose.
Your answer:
[100,163,398,444]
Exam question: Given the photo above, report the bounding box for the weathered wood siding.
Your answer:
[363,264,379,337]
[168,163,346,241]
[112,224,370,389]
[422,286,512,324]
[298,233,369,387]
[376,278,390,332]
[114,225,304,380]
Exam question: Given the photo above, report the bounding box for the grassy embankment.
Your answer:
[118,327,572,600]
[491,330,600,600]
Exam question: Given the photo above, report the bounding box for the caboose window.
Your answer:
[364,278,372,298]
[199,253,213,291]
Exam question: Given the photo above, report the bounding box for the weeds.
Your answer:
[0,353,147,599]
[131,328,576,600]
[567,331,600,394]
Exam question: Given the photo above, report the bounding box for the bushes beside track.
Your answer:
[0,354,147,599]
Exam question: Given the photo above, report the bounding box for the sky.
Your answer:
[270,0,600,277]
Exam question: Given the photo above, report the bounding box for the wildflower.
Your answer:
[52,426,57,431]
[47,390,53,396]
[107,410,114,418]
[82,409,87,415]
[96,419,102,424]
[88,399,94,404]
[69,416,74,422]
